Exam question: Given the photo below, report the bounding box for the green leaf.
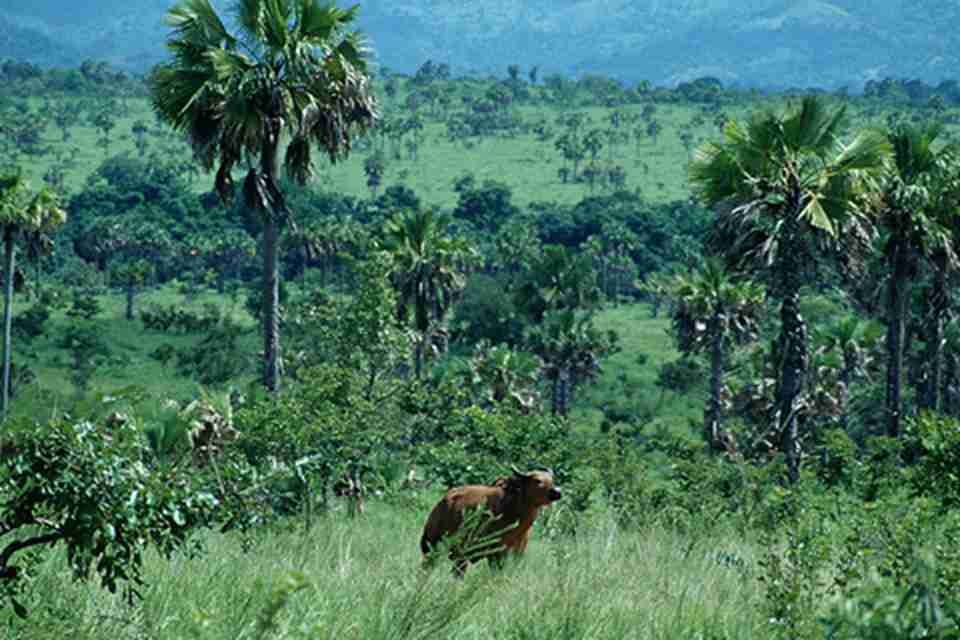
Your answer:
[800,194,835,236]
[11,598,27,619]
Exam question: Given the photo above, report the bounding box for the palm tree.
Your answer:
[515,245,601,324]
[870,123,957,436]
[462,341,542,414]
[815,316,881,429]
[150,0,378,391]
[667,259,765,450]
[525,309,618,417]
[690,96,889,482]
[382,210,474,378]
[0,172,66,419]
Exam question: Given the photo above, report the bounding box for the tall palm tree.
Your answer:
[150,0,378,391]
[912,143,960,413]
[382,210,474,378]
[0,172,66,419]
[668,258,765,450]
[870,123,957,436]
[690,96,889,482]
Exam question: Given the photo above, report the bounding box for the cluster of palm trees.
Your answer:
[684,96,960,481]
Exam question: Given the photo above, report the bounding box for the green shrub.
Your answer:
[11,302,49,340]
[175,317,248,385]
[0,416,219,616]
[414,405,574,488]
[65,289,102,320]
[821,559,960,640]
[655,356,702,394]
[904,412,960,509]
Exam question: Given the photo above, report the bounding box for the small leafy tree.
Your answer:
[58,323,110,393]
[110,258,154,321]
[0,416,218,616]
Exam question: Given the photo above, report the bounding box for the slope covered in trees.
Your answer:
[4,0,960,89]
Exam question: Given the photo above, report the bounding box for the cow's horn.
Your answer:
[511,464,533,478]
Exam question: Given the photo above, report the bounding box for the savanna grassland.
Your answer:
[3,34,960,640]
[9,500,767,640]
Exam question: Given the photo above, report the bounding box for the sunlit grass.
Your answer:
[3,498,766,640]
[574,302,702,432]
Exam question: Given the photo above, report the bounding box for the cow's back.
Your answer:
[420,485,501,554]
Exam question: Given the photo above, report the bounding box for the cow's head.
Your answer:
[509,466,562,506]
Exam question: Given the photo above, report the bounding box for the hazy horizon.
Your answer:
[0,0,957,90]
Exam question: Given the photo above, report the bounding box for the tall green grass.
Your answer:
[2,498,765,639]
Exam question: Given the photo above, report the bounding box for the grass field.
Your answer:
[3,496,766,640]
[13,88,788,210]
[7,282,261,419]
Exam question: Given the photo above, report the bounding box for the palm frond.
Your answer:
[690,142,744,206]
[149,64,214,130]
[831,129,891,174]
[889,121,944,183]
[164,0,234,47]
[284,136,312,185]
[782,96,845,153]
[296,0,350,43]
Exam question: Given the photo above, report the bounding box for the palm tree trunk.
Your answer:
[125,283,135,321]
[944,352,959,418]
[776,208,807,484]
[261,122,282,393]
[920,258,947,412]
[885,236,911,437]
[414,337,424,380]
[778,288,806,483]
[705,312,724,449]
[262,217,281,392]
[554,368,569,417]
[840,352,855,431]
[1,227,15,420]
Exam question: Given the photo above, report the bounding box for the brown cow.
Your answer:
[420,467,562,575]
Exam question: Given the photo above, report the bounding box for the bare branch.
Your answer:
[0,533,62,569]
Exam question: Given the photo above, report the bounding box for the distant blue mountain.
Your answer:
[0,0,957,90]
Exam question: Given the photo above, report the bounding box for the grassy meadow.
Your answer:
[17,88,782,209]
[3,497,765,640]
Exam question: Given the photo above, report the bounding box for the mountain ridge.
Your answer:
[0,0,956,89]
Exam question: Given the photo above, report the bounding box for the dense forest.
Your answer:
[3,1,960,638]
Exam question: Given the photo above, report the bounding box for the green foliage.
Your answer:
[416,405,572,487]
[11,301,50,341]
[141,302,222,333]
[655,356,703,394]
[453,273,526,347]
[822,565,960,639]
[235,363,402,516]
[0,415,218,615]
[57,322,110,392]
[174,316,249,386]
[65,288,102,320]
[904,412,960,509]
